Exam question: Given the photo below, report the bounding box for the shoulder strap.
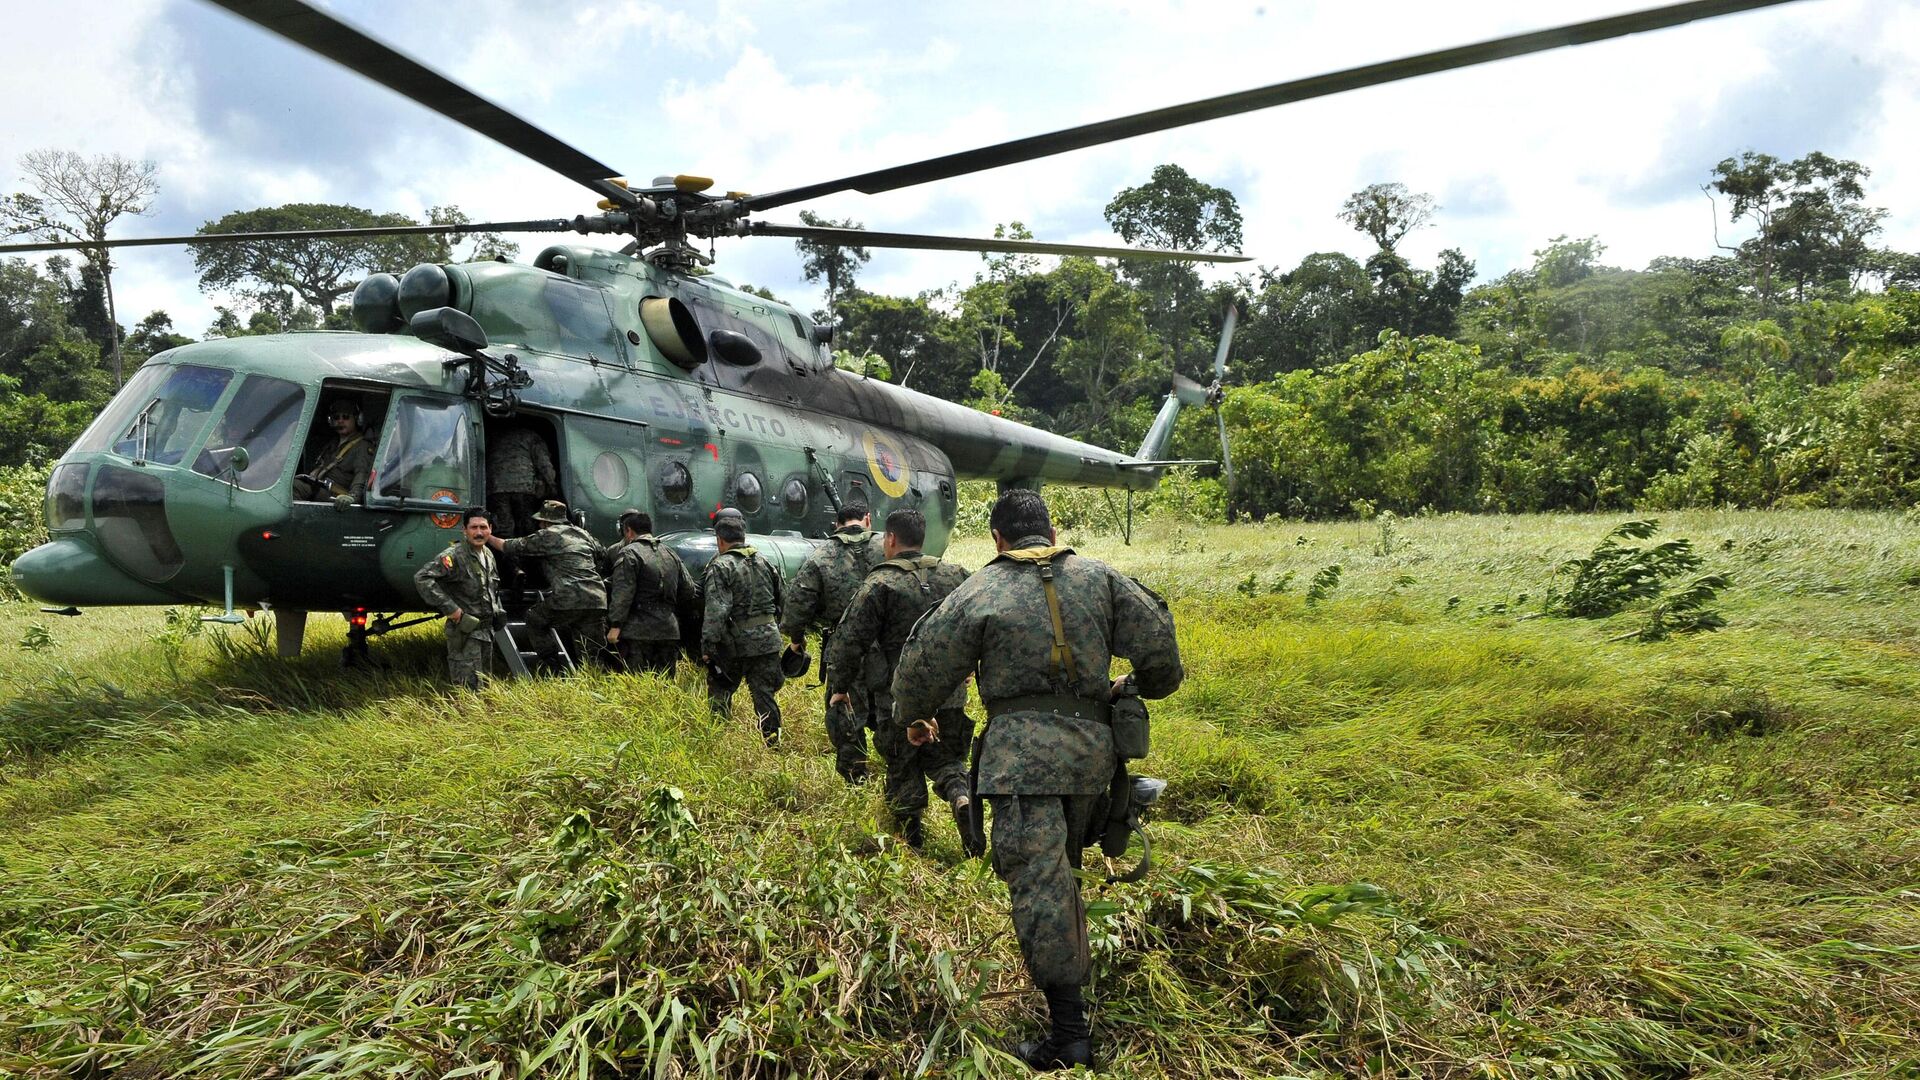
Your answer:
[1035,555,1077,686]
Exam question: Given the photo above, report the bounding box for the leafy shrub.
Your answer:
[1545,519,1731,639]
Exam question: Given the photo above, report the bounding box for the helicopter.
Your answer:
[2,0,1803,663]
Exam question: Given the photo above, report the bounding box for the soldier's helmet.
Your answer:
[711,506,745,528]
[532,499,570,524]
[780,645,811,680]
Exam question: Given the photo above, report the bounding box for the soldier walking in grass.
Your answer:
[893,489,1183,1071]
[414,508,502,690]
[703,513,786,743]
[488,500,607,671]
[605,509,699,675]
[780,500,886,782]
[827,508,980,853]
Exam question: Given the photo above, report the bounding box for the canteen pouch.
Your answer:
[1109,694,1150,760]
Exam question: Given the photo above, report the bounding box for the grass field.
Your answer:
[1,509,1916,1078]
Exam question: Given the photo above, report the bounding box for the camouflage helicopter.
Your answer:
[3,0,1797,664]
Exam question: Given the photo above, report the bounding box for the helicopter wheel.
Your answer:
[339,610,386,671]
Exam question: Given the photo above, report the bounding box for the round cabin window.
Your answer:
[782,478,808,517]
[592,451,628,500]
[734,471,763,514]
[657,460,692,504]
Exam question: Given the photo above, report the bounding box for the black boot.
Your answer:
[898,813,925,850]
[950,792,985,858]
[1016,984,1093,1071]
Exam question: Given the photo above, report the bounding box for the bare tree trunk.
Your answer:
[100,250,124,385]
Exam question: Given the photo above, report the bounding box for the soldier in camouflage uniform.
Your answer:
[488,499,608,671]
[780,501,885,782]
[605,509,698,675]
[893,489,1183,1071]
[413,508,503,690]
[827,508,979,852]
[485,423,558,538]
[703,514,786,744]
[293,400,375,505]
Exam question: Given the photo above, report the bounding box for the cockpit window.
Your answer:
[73,364,232,467]
[71,364,232,466]
[192,375,306,490]
[373,396,472,503]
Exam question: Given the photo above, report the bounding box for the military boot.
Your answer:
[897,813,925,850]
[950,791,985,858]
[1015,984,1093,1071]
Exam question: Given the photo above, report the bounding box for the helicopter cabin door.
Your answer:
[363,391,483,607]
[553,414,649,540]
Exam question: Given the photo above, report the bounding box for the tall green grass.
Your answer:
[2,509,1916,1076]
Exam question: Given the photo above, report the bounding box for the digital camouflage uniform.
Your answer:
[294,432,374,502]
[606,534,699,674]
[486,426,557,538]
[893,538,1182,989]
[780,525,886,779]
[500,520,607,670]
[703,544,786,741]
[828,551,972,843]
[413,540,501,689]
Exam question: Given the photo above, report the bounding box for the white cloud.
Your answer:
[4,0,1911,335]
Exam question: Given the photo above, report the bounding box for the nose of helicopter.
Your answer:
[9,537,183,607]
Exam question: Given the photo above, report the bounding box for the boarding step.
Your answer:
[494,619,575,677]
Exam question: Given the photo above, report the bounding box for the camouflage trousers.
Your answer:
[873,696,973,839]
[825,679,873,784]
[615,638,679,676]
[530,605,606,671]
[708,652,784,741]
[987,793,1100,988]
[488,492,545,540]
[443,622,494,691]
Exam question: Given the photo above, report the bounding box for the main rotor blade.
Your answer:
[0,219,579,255]
[204,0,636,206]
[743,0,1804,212]
[747,223,1249,263]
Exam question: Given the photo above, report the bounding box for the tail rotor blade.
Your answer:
[1212,299,1240,382]
[1216,406,1235,494]
[1172,373,1210,407]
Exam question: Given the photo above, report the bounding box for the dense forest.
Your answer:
[3,150,1917,519]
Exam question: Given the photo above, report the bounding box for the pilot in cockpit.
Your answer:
[293,399,375,506]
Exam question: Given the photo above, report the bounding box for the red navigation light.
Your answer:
[260,530,276,540]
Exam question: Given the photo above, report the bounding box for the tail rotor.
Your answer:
[1208,298,1241,516]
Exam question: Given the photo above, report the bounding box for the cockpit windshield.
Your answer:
[72,364,233,466]
[191,374,307,489]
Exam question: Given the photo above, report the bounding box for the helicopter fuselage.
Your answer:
[12,244,1163,618]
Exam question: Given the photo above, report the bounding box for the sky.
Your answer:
[2,0,1915,340]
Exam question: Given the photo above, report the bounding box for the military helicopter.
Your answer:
[3,0,1799,662]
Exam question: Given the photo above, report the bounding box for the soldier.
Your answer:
[605,509,698,675]
[486,423,558,538]
[413,508,502,690]
[827,508,979,853]
[779,500,885,783]
[893,489,1183,1071]
[487,499,607,670]
[293,399,374,505]
[702,513,785,744]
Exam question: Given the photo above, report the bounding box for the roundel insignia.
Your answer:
[861,430,911,499]
[429,489,461,528]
